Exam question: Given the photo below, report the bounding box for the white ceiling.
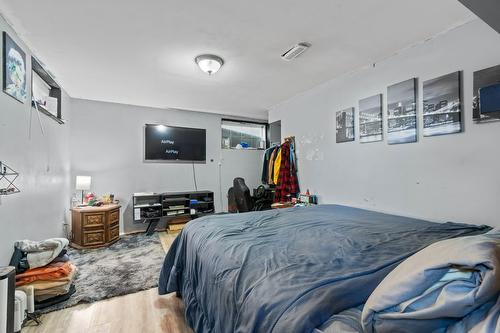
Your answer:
[0,0,474,119]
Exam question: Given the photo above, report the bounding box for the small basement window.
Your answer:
[32,71,57,117]
[221,119,267,150]
[31,57,64,124]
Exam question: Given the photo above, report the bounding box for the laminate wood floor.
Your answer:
[22,232,192,333]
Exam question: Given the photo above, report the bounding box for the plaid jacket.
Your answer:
[274,142,299,202]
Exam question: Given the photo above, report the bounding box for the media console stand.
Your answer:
[133,191,215,235]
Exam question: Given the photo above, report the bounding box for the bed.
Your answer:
[158,204,493,333]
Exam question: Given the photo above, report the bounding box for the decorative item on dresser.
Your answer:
[70,204,121,249]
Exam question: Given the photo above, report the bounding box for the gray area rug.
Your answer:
[40,233,166,313]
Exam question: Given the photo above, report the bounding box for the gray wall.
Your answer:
[0,16,72,265]
[269,19,500,228]
[70,99,263,233]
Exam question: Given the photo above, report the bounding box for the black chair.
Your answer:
[228,178,274,213]
[232,177,254,213]
[228,187,238,213]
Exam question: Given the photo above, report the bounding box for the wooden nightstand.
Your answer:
[70,204,121,249]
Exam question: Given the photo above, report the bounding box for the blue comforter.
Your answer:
[158,205,490,333]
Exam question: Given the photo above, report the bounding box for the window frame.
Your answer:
[221,118,269,150]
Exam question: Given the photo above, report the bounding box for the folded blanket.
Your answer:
[15,238,69,269]
[17,263,76,296]
[15,261,73,286]
[35,285,76,310]
[18,263,76,289]
[361,232,500,333]
[34,280,74,302]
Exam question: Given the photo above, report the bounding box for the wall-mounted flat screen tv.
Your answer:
[144,124,206,162]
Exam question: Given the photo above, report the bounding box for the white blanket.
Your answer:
[15,238,69,269]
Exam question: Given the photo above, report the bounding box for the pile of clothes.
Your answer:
[9,238,77,310]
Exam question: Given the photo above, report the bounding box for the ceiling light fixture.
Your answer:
[195,54,224,75]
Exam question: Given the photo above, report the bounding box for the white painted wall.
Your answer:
[269,19,500,228]
[0,16,72,265]
[70,99,263,233]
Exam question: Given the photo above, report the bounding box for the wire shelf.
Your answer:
[0,161,20,195]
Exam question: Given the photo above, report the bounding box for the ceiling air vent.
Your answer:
[281,42,311,61]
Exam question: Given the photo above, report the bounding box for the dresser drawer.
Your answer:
[83,230,105,246]
[83,213,105,229]
[108,224,120,242]
[109,209,120,224]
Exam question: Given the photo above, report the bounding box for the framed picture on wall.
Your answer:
[336,107,355,143]
[2,32,27,103]
[387,78,417,144]
[359,94,383,143]
[423,71,462,136]
[472,64,500,123]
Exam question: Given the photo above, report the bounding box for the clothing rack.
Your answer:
[261,135,299,203]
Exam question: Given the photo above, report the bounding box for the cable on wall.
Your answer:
[192,162,198,191]
[218,161,223,211]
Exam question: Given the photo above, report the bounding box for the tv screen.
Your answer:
[145,124,206,162]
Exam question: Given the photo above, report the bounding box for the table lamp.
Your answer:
[75,176,91,204]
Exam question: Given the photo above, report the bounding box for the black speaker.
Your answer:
[0,266,15,333]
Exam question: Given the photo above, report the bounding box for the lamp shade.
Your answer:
[75,176,91,190]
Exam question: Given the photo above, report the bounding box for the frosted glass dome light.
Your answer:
[195,54,224,75]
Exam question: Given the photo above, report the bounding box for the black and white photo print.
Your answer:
[387,78,417,144]
[423,71,462,136]
[359,94,383,143]
[336,107,355,143]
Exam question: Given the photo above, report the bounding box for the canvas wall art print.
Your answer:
[359,94,383,143]
[2,32,27,103]
[387,78,417,144]
[472,64,500,122]
[423,72,462,137]
[336,107,355,143]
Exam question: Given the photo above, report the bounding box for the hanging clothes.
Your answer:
[268,147,278,185]
[261,140,298,188]
[273,148,282,185]
[261,146,276,183]
[274,141,299,202]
